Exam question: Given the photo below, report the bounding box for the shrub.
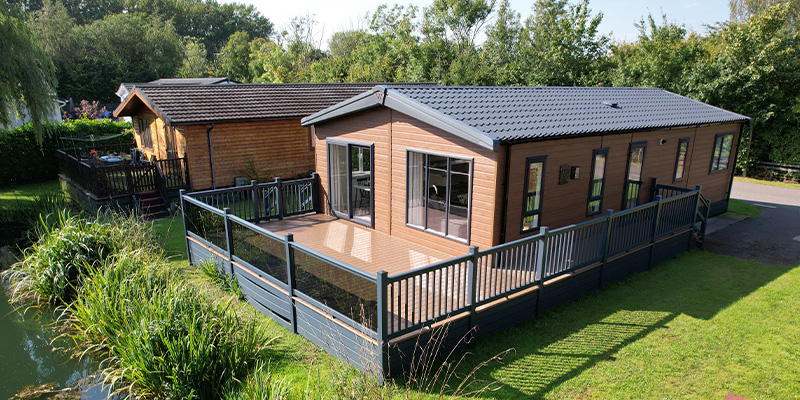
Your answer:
[0,119,132,186]
[2,210,150,305]
[64,251,273,399]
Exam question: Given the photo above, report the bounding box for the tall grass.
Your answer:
[2,210,152,305]
[63,251,273,399]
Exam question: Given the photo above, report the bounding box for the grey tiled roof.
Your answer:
[389,86,749,142]
[123,83,432,124]
[147,77,234,85]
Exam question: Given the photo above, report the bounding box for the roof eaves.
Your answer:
[113,88,174,125]
[300,86,386,126]
[383,88,500,152]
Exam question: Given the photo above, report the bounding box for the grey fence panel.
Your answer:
[192,186,256,220]
[544,218,606,279]
[657,192,697,237]
[386,255,472,337]
[257,183,280,220]
[607,204,658,255]
[228,216,288,283]
[292,244,378,332]
[283,178,316,217]
[183,197,228,252]
[475,236,540,303]
[654,184,692,199]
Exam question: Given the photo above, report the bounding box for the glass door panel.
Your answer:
[328,143,349,217]
[351,145,372,225]
[623,143,646,209]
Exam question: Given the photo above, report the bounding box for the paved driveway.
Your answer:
[703,180,800,266]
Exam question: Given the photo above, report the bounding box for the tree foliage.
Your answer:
[0,10,56,141]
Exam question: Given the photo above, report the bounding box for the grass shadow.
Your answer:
[451,250,794,399]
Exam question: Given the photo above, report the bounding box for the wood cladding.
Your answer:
[503,123,742,242]
[314,109,500,257]
[183,119,315,190]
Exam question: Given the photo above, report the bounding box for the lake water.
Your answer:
[0,283,109,399]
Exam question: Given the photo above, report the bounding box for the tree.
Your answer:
[730,0,799,28]
[0,10,57,140]
[520,0,611,86]
[612,14,706,94]
[58,12,183,102]
[214,31,253,82]
[178,37,210,78]
[690,4,800,166]
[481,0,525,85]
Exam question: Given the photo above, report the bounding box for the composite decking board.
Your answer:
[259,214,451,276]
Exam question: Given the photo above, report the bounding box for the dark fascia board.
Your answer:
[301,85,500,152]
[113,88,174,125]
[300,87,386,126]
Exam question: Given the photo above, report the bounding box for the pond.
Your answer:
[0,283,110,399]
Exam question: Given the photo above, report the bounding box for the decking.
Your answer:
[259,214,449,276]
[180,177,709,378]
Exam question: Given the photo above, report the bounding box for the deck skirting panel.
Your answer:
[539,267,603,313]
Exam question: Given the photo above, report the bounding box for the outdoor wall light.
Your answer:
[659,138,668,145]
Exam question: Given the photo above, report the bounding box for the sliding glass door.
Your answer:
[327,142,373,227]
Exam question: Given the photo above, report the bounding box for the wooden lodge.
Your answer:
[112,83,432,191]
[301,86,749,257]
[178,85,750,378]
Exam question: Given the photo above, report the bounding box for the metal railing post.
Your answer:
[311,172,320,213]
[534,227,548,316]
[599,209,614,288]
[276,177,284,220]
[251,179,259,222]
[285,233,297,334]
[649,195,663,269]
[466,246,479,326]
[376,270,389,380]
[651,177,659,201]
[179,189,192,265]
[223,207,234,275]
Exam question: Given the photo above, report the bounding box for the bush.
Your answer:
[65,251,272,399]
[0,119,132,186]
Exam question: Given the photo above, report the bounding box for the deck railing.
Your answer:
[181,178,705,378]
[57,148,189,198]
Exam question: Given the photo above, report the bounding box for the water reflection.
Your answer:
[0,283,109,399]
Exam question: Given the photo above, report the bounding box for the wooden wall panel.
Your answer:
[313,108,500,257]
[503,136,604,243]
[182,119,314,190]
[685,123,742,205]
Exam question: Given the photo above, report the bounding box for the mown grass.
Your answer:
[453,251,799,399]
[727,198,761,218]
[0,180,61,205]
[734,176,800,190]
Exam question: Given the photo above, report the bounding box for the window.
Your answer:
[165,126,178,157]
[137,118,153,149]
[587,149,608,216]
[710,133,734,172]
[623,141,647,209]
[674,138,690,181]
[522,156,546,232]
[407,151,472,242]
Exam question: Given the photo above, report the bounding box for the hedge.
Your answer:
[0,119,133,187]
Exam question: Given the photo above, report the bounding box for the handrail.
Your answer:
[291,241,377,283]
[387,253,473,281]
[182,194,227,216]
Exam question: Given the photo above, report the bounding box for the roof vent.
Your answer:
[602,101,619,108]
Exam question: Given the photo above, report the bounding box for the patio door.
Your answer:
[623,141,647,209]
[328,142,373,227]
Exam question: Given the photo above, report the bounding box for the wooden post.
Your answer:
[285,233,297,334]
[534,227,548,316]
[251,179,259,221]
[376,270,389,380]
[311,172,320,213]
[276,177,284,220]
[651,177,659,201]
[125,164,135,195]
[649,195,663,269]
[466,246,479,327]
[599,209,614,289]
[179,189,192,265]
[223,207,234,275]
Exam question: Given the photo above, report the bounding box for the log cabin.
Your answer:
[301,85,750,257]
[113,83,425,190]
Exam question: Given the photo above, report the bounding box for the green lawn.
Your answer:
[455,251,799,399]
[735,176,800,190]
[0,180,61,206]
[727,198,760,218]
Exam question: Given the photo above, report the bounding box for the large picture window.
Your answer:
[587,149,607,216]
[407,151,472,242]
[710,133,734,172]
[674,138,690,181]
[137,118,153,149]
[522,156,546,232]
